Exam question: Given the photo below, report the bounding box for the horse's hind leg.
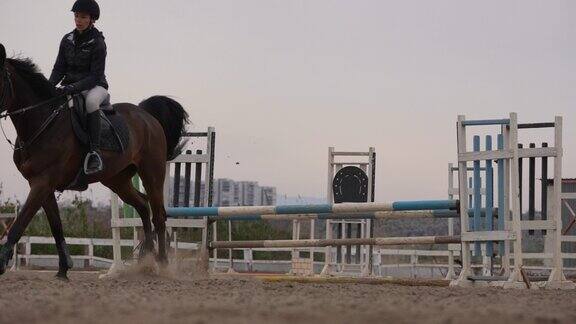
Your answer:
[42,193,73,280]
[103,170,155,258]
[139,163,168,265]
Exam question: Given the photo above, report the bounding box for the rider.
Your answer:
[49,0,107,175]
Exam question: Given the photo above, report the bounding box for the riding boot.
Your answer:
[84,111,104,175]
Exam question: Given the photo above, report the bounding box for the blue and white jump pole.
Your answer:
[167,199,458,219]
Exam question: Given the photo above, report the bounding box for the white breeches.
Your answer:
[81,86,110,113]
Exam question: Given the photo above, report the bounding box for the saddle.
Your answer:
[62,94,130,192]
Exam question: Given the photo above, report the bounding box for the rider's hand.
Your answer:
[55,85,75,96]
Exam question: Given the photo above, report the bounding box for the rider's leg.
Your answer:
[83,86,109,174]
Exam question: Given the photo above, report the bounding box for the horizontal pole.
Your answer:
[390,200,458,211]
[170,154,210,164]
[332,151,370,156]
[467,275,508,282]
[166,200,459,218]
[518,122,555,129]
[562,193,576,200]
[112,218,206,228]
[183,132,208,137]
[518,147,557,158]
[450,167,486,171]
[520,220,556,231]
[459,147,557,162]
[221,210,459,221]
[168,208,499,221]
[461,230,515,242]
[509,252,554,259]
[209,235,461,249]
[562,236,576,242]
[461,119,510,126]
[459,150,511,162]
[331,162,370,166]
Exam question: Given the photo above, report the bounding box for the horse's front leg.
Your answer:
[43,193,73,280]
[0,179,53,275]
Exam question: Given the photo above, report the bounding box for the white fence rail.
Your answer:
[10,236,576,279]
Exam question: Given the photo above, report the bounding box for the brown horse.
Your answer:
[0,43,188,279]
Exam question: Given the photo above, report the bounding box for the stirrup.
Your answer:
[84,151,104,175]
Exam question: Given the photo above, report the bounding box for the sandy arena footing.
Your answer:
[0,270,575,324]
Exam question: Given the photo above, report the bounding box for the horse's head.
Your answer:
[0,43,11,114]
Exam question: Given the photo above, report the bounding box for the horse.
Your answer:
[0,43,189,279]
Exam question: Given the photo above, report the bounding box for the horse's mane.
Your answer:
[7,57,56,100]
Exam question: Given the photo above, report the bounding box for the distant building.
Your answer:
[238,181,258,206]
[168,177,277,207]
[260,186,277,206]
[214,178,236,206]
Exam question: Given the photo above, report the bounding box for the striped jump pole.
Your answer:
[167,209,461,221]
[167,199,459,218]
[210,235,461,249]
[166,208,496,222]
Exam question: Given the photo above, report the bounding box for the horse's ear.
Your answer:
[0,44,5,67]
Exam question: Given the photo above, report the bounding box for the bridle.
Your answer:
[0,67,69,151]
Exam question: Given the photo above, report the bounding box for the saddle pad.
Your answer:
[69,94,129,152]
[100,113,129,152]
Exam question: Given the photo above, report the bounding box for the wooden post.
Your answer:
[501,123,512,277]
[100,192,123,278]
[321,147,335,275]
[446,163,456,280]
[529,143,536,235]
[88,240,94,268]
[505,112,525,288]
[485,135,494,272]
[207,128,216,271]
[11,205,19,271]
[546,117,575,289]
[541,142,548,236]
[309,217,315,274]
[452,115,472,287]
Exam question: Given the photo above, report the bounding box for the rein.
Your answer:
[0,68,69,151]
[0,95,67,120]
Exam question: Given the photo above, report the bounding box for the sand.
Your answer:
[0,270,575,324]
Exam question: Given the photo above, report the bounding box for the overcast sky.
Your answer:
[1,1,575,205]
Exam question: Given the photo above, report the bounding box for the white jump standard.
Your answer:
[452,113,574,289]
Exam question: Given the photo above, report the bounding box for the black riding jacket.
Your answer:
[49,26,108,91]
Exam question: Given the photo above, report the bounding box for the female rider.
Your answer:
[49,0,108,175]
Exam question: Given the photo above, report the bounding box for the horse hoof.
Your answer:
[156,256,168,267]
[55,272,69,281]
[0,246,13,275]
[138,250,150,260]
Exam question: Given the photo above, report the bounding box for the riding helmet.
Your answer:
[71,0,100,20]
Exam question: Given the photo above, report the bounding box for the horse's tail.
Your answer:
[138,96,189,161]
